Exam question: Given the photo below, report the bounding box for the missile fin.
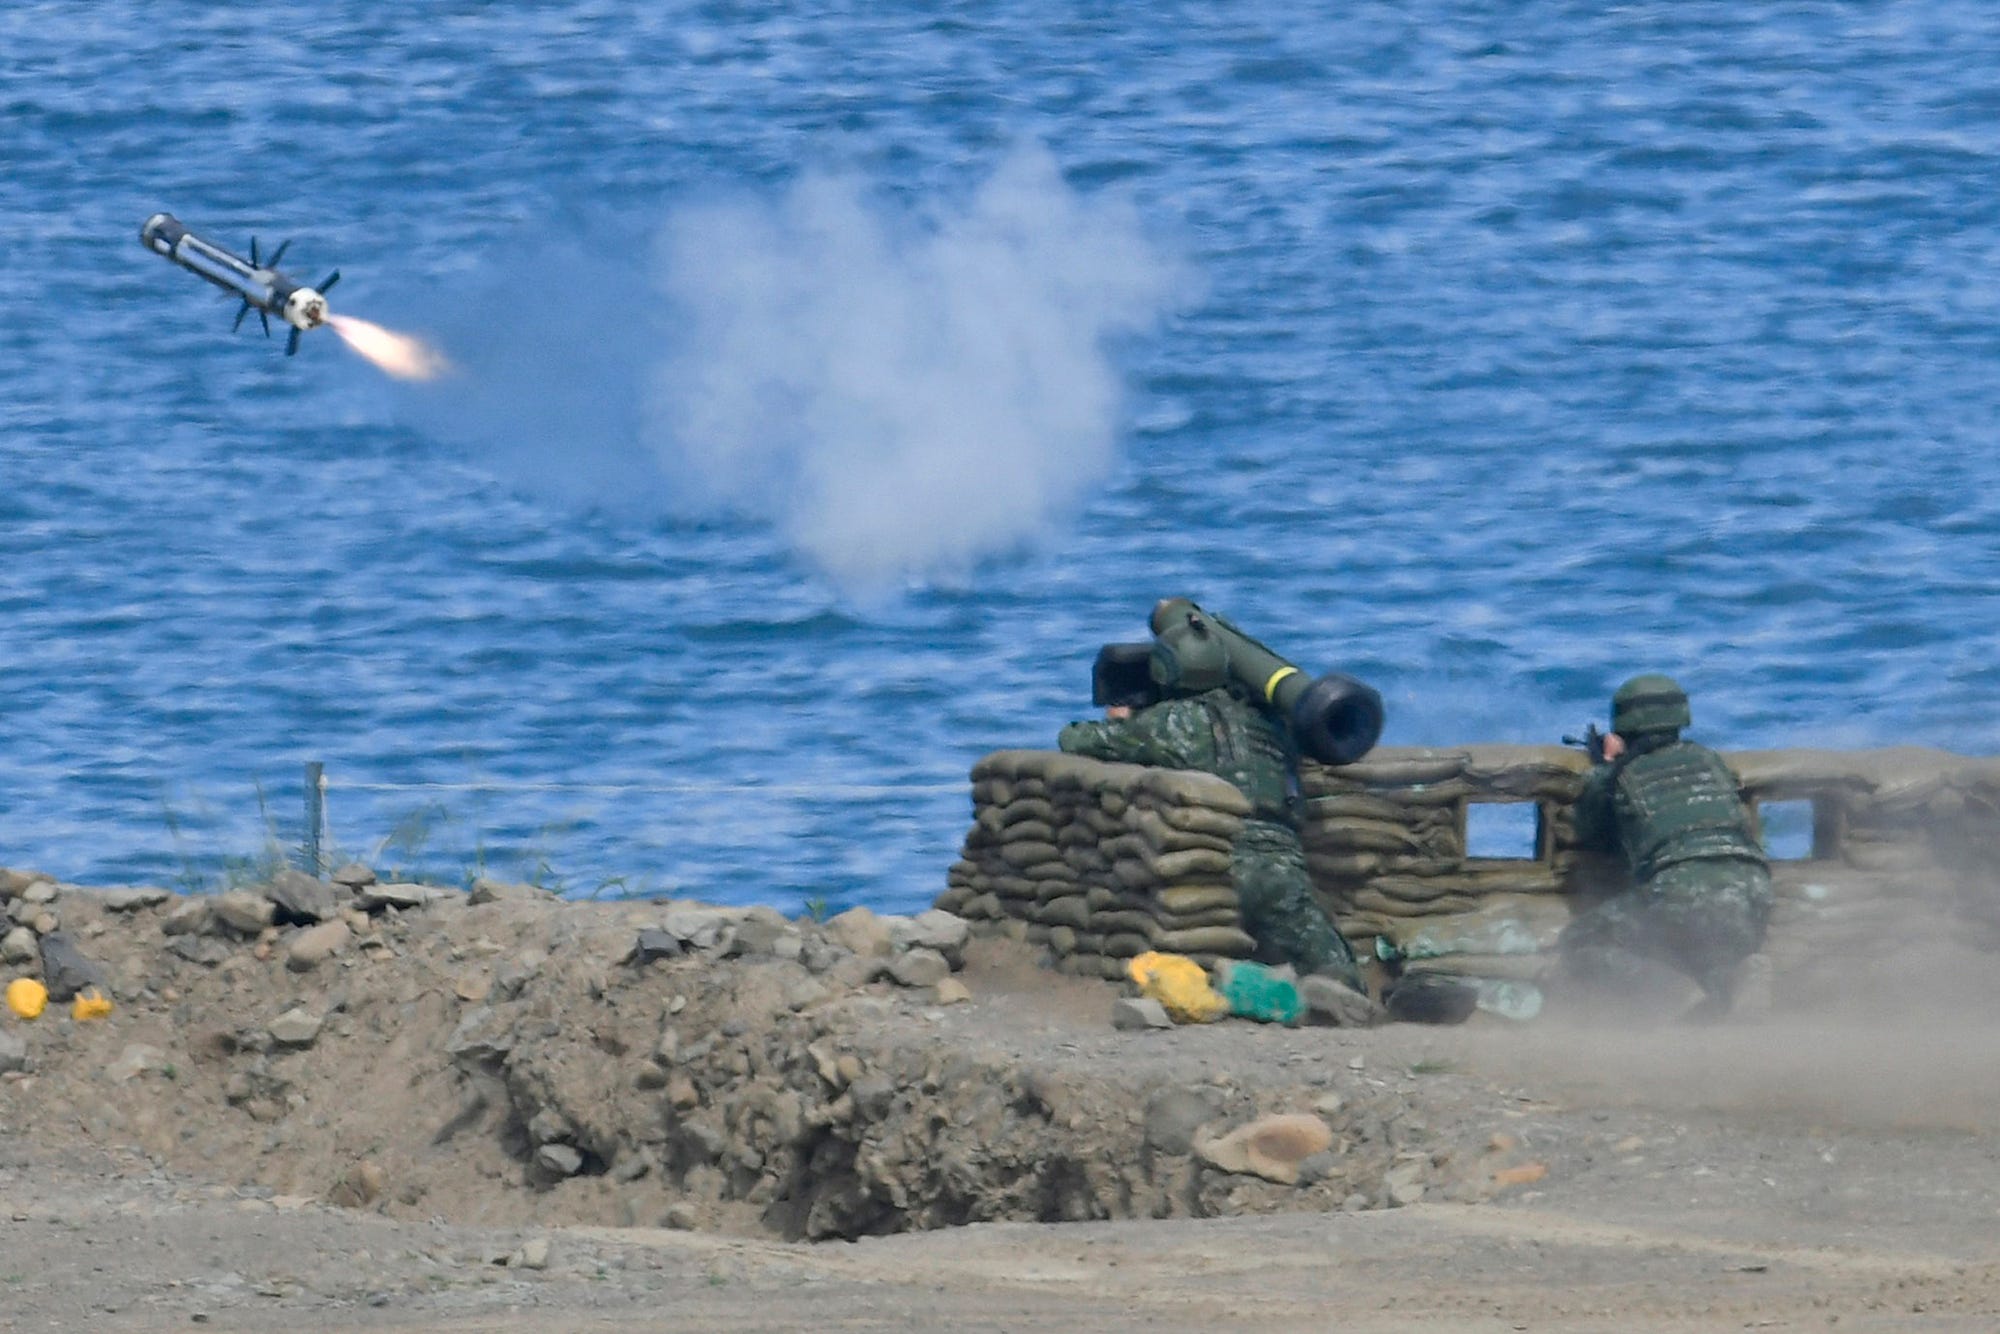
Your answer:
[317,269,340,293]
[232,301,251,332]
[250,237,260,267]
[268,239,291,267]
[286,328,302,356]
[259,309,271,337]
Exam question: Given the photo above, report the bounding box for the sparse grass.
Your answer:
[802,895,831,923]
[368,800,454,884]
[1409,1058,1456,1076]
[158,780,297,893]
[156,776,675,902]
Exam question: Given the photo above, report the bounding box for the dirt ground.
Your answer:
[1,873,1998,1331]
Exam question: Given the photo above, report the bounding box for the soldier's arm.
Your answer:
[1058,703,1196,768]
[1569,762,1620,853]
[1058,715,1163,765]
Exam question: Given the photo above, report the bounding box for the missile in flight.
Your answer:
[139,212,340,356]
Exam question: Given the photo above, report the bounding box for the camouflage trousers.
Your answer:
[1558,856,1773,1001]
[1232,819,1361,989]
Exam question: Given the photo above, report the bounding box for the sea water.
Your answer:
[3,2,1996,913]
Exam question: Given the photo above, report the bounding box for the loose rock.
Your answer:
[262,870,339,925]
[211,891,276,936]
[356,883,449,912]
[1144,1088,1222,1154]
[161,898,210,936]
[269,1008,324,1048]
[285,920,352,972]
[1111,997,1174,1031]
[107,1043,170,1083]
[1302,975,1387,1027]
[886,948,951,989]
[468,878,547,905]
[627,928,681,965]
[889,910,971,964]
[167,936,231,966]
[1195,1114,1336,1186]
[825,907,892,958]
[535,1144,584,1179]
[38,932,110,1002]
[100,887,171,912]
[328,1160,385,1208]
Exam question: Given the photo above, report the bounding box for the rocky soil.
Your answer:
[3,863,2000,1330]
[0,864,1533,1240]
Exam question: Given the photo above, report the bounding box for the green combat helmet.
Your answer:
[1611,674,1691,737]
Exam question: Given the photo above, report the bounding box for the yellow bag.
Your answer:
[71,989,114,1021]
[1127,951,1227,1024]
[6,978,48,1020]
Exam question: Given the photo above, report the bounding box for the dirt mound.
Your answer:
[0,868,1538,1242]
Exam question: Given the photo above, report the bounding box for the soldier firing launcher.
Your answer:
[1092,599,1386,766]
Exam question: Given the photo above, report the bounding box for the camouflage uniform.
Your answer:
[1560,735,1772,1001]
[1058,688,1362,987]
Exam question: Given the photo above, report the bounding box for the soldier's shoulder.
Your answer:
[1669,738,1735,769]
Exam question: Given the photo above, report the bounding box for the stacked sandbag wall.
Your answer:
[1302,744,2000,1001]
[1728,748,2000,1001]
[941,743,2000,1008]
[935,750,1260,981]
[1296,746,1596,993]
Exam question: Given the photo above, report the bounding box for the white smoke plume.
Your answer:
[644,148,1188,584]
[403,148,1191,586]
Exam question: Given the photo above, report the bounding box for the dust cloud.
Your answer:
[1450,931,2000,1133]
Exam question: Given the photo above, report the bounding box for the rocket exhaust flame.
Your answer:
[325,314,451,381]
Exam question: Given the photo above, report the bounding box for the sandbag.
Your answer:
[1129,808,1233,855]
[1102,931,1154,959]
[1004,820,1059,849]
[999,840,1060,869]
[1155,924,1257,956]
[1153,908,1242,932]
[1148,847,1233,881]
[1090,910,1160,940]
[1000,798,1056,827]
[1317,750,1468,786]
[1155,803,1245,840]
[1139,769,1253,814]
[1155,884,1239,916]
[1112,858,1155,890]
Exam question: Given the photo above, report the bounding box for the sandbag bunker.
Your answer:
[939,745,2000,1016]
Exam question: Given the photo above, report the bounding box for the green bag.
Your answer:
[1214,960,1304,1025]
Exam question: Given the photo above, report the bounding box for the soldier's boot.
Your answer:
[1727,952,1774,1022]
[1679,952,1774,1026]
[1301,973,1386,1027]
[1382,974,1480,1026]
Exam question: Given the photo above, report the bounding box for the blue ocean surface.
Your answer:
[3,2,1997,914]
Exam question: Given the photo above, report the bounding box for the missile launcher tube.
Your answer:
[1148,597,1384,766]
